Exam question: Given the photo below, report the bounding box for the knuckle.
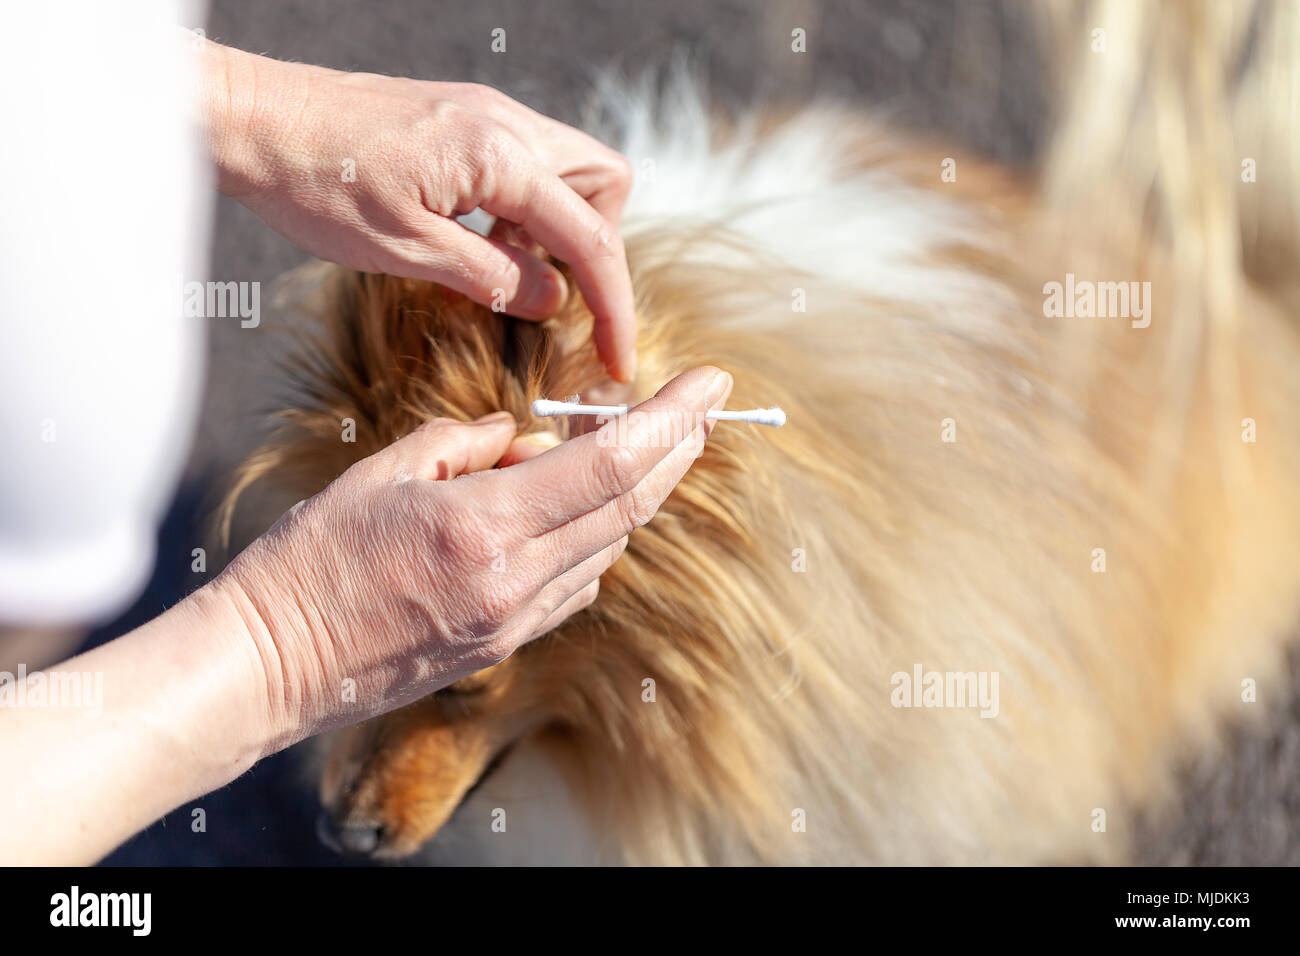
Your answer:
[340,455,381,486]
[468,82,509,107]
[592,442,642,497]
[424,502,491,567]
[424,99,464,128]
[419,105,467,161]
[476,578,523,630]
[416,416,462,438]
[586,220,624,261]
[475,632,517,667]
[459,121,523,208]
[608,154,634,191]
[493,259,527,299]
[619,480,659,531]
[577,579,601,609]
[475,122,520,171]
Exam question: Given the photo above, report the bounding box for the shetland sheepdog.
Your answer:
[222,2,1300,864]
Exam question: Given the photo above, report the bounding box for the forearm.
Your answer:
[0,583,273,865]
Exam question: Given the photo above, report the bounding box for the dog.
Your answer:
[222,2,1300,864]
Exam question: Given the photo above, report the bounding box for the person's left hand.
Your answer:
[215,367,731,748]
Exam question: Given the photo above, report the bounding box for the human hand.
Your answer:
[200,40,637,381]
[214,367,732,752]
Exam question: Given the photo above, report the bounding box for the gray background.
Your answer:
[97,0,1296,864]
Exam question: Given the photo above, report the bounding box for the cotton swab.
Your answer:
[531,399,786,427]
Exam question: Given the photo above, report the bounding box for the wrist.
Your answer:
[196,38,309,200]
[203,562,306,758]
[163,581,284,777]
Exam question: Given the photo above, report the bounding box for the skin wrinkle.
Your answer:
[264,495,352,734]
[215,578,290,758]
[221,547,305,751]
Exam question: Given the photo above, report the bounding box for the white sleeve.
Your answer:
[0,1,211,625]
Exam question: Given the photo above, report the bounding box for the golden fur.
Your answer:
[222,1,1300,863]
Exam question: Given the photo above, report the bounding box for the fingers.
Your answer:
[496,431,561,469]
[486,200,635,384]
[466,85,632,227]
[375,413,517,482]
[564,164,633,229]
[500,366,733,536]
[531,578,600,640]
[411,217,569,319]
[546,134,633,227]
[523,533,627,643]
[539,388,724,566]
[477,160,638,383]
[538,532,628,604]
[487,218,546,260]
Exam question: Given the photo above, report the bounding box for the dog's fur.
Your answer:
[223,2,1300,863]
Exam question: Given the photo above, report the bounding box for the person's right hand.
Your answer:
[199,38,639,382]
[214,366,732,753]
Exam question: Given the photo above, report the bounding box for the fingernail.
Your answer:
[706,371,733,407]
[518,272,564,315]
[476,411,515,425]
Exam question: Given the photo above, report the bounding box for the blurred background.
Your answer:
[87,0,1296,865]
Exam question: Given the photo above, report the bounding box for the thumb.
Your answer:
[377,413,518,482]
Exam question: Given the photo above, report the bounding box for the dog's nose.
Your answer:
[316,810,384,857]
